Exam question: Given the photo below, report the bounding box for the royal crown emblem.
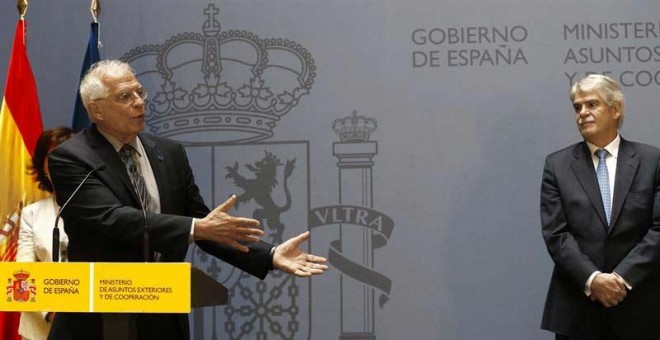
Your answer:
[332,111,377,142]
[7,269,36,302]
[121,3,316,144]
[12,270,29,281]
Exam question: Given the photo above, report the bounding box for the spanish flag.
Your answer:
[0,18,45,340]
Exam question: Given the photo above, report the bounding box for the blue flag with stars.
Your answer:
[71,22,100,132]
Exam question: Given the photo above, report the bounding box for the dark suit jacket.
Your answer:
[541,137,660,338]
[47,125,274,340]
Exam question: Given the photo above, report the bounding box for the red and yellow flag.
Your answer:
[0,18,45,340]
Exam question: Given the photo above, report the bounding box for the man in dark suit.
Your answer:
[47,60,327,340]
[541,74,660,340]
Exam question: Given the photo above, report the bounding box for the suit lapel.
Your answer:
[610,138,639,229]
[571,143,609,229]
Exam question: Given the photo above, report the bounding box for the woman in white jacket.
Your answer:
[17,127,73,340]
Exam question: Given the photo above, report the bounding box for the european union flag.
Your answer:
[71,22,101,132]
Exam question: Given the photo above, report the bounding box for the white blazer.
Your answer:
[16,197,68,340]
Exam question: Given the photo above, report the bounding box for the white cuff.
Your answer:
[613,272,632,290]
[584,271,602,296]
[189,218,196,243]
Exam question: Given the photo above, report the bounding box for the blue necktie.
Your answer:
[596,149,611,225]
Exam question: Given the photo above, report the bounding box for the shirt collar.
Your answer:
[97,129,143,157]
[586,134,620,159]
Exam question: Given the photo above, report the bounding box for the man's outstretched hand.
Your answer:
[273,231,328,277]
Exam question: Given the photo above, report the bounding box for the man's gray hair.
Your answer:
[569,74,625,128]
[79,60,136,111]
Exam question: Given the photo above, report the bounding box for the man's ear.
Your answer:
[87,102,103,122]
[609,101,621,120]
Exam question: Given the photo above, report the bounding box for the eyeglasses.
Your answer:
[115,88,148,104]
[95,88,148,104]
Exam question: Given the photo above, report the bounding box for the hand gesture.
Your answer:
[589,273,627,307]
[273,231,328,277]
[194,195,263,252]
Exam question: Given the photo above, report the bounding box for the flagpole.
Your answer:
[17,0,27,44]
[91,0,103,48]
[91,0,100,22]
[16,0,27,17]
[71,0,102,132]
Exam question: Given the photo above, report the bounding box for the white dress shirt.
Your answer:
[17,196,68,340]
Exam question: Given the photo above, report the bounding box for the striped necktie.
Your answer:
[120,144,150,211]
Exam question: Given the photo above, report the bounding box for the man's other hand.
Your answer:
[194,195,263,252]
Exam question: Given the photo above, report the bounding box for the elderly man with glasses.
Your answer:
[47,60,327,340]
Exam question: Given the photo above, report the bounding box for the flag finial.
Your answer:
[91,0,101,21]
[17,0,28,16]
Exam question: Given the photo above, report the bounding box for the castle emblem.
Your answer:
[7,270,36,302]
